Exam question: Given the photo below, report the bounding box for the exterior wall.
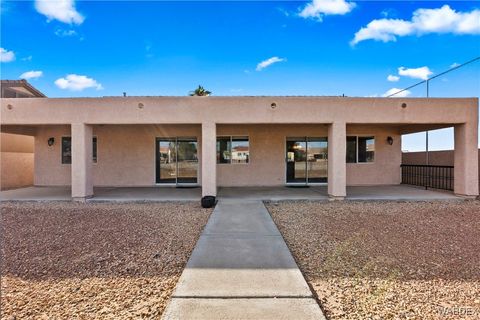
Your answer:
[35,124,202,186]
[1,133,34,190]
[346,125,402,186]
[34,124,401,187]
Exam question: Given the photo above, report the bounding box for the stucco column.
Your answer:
[201,121,217,197]
[328,121,346,199]
[71,123,93,201]
[454,122,479,197]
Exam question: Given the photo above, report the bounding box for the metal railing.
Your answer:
[401,164,454,191]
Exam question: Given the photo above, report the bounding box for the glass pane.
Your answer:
[62,137,72,164]
[217,137,231,163]
[93,137,97,163]
[158,139,177,183]
[307,138,328,183]
[286,139,307,183]
[177,139,198,183]
[231,137,249,164]
[358,136,375,162]
[346,136,357,163]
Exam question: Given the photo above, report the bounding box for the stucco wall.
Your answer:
[34,124,401,187]
[35,124,202,186]
[1,133,34,190]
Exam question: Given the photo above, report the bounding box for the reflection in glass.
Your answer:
[158,139,177,183]
[177,139,198,183]
[286,139,307,183]
[231,137,249,164]
[307,138,328,183]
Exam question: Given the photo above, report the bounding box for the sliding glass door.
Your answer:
[156,138,198,185]
[286,139,307,183]
[286,137,327,184]
[177,139,198,184]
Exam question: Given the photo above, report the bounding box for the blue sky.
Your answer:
[1,0,479,151]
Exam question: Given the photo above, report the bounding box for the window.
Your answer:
[93,137,97,163]
[346,136,375,163]
[61,137,98,164]
[62,137,72,164]
[358,136,374,162]
[217,136,249,164]
[346,136,357,163]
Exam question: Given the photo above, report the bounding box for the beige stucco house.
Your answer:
[1,93,478,200]
[1,80,46,190]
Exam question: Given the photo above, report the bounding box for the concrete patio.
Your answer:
[0,185,461,202]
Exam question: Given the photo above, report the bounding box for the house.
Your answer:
[1,80,46,190]
[1,92,478,201]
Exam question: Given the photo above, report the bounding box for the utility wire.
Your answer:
[387,56,480,97]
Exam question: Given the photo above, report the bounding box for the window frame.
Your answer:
[61,136,98,164]
[216,135,250,165]
[346,135,375,164]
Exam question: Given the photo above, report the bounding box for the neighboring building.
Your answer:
[1,80,46,190]
[1,95,478,200]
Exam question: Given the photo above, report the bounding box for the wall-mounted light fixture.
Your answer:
[6,104,13,110]
[270,102,277,109]
[401,103,407,109]
[48,137,55,146]
[387,136,394,145]
[138,102,144,109]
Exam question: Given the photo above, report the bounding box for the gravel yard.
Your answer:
[0,202,211,319]
[267,200,480,320]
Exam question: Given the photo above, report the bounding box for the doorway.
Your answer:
[156,137,198,185]
[286,137,328,185]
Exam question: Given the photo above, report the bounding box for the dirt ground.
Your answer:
[267,200,480,320]
[0,201,211,319]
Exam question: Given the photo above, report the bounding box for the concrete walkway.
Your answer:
[162,200,325,319]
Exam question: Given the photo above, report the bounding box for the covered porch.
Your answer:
[0,185,461,202]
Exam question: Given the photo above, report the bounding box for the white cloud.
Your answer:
[55,74,103,91]
[20,70,43,80]
[398,66,433,80]
[299,0,356,21]
[387,74,400,82]
[352,5,480,45]
[55,29,77,37]
[450,62,460,68]
[298,0,356,21]
[22,55,33,61]
[256,56,286,71]
[0,47,15,62]
[35,0,84,24]
[383,88,411,97]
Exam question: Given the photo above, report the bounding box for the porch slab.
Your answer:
[0,185,459,202]
[347,185,460,200]
[217,186,329,201]
[0,186,201,202]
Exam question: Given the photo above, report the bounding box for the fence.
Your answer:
[400,164,454,191]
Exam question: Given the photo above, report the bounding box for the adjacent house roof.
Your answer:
[0,80,46,98]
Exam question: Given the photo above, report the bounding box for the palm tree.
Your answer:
[189,85,211,96]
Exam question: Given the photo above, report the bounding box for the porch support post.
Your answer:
[71,123,93,201]
[328,121,346,200]
[454,122,479,197]
[201,121,217,197]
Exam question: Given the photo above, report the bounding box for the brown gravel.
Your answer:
[0,201,212,319]
[266,200,480,320]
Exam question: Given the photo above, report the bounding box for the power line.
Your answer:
[387,56,480,97]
